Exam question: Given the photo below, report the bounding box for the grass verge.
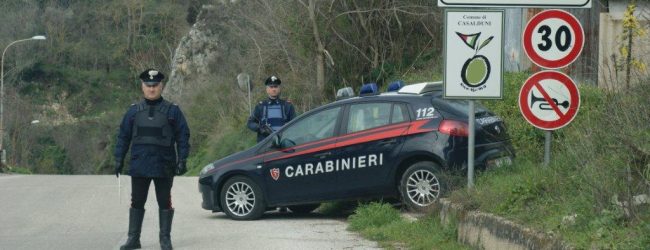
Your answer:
[5,165,33,174]
[347,202,468,250]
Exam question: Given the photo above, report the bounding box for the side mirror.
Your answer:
[271,134,281,148]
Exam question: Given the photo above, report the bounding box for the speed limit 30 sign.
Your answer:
[523,9,584,69]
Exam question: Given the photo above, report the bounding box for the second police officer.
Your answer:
[247,76,296,142]
[115,69,190,250]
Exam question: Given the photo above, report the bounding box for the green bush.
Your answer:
[348,202,401,231]
[8,166,33,174]
[348,202,467,249]
[36,139,70,174]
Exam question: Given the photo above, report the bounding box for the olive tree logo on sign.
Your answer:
[456,32,493,91]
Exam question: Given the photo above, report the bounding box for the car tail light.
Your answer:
[439,120,469,137]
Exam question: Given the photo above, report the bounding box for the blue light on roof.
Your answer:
[359,83,379,96]
[387,80,404,92]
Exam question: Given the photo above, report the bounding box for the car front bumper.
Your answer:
[198,179,221,212]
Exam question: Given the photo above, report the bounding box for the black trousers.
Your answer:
[131,177,174,209]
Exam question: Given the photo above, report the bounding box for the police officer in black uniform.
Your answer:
[115,69,190,250]
[247,76,296,142]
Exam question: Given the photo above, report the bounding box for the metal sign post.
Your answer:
[544,130,551,166]
[468,101,475,188]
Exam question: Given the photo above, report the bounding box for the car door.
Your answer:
[335,102,411,197]
[262,106,343,204]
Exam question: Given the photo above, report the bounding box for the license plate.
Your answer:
[487,156,512,168]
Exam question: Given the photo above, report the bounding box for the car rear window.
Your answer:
[391,103,409,123]
[347,103,392,133]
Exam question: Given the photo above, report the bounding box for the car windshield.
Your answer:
[280,107,341,146]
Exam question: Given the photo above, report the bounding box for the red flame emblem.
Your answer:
[270,168,280,181]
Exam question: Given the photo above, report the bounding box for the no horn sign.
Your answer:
[518,71,580,130]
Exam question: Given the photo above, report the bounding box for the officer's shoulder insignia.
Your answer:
[130,103,136,106]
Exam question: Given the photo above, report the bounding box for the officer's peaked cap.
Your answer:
[139,68,165,85]
[264,75,281,86]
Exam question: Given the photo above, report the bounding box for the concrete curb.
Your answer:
[402,199,573,250]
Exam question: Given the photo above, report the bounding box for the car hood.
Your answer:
[201,146,259,177]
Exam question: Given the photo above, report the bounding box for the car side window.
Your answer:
[347,103,392,133]
[391,104,409,123]
[280,107,341,147]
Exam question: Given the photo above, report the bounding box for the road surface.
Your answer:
[0,175,379,250]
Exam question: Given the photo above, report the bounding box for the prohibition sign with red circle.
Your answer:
[523,9,584,69]
[519,71,580,130]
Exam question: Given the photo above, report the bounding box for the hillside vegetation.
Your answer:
[1,0,441,174]
[0,0,213,174]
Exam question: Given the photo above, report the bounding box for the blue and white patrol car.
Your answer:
[199,82,515,220]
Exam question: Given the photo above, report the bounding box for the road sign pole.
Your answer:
[468,100,475,189]
[544,130,552,166]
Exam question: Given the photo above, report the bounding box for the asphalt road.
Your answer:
[0,175,379,250]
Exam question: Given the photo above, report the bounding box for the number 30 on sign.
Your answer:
[523,9,584,69]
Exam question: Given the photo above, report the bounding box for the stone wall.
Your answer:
[436,199,572,250]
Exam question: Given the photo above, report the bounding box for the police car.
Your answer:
[199,81,514,220]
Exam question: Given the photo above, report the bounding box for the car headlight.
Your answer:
[200,163,215,176]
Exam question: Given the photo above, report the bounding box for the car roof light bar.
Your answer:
[359,83,379,96]
[397,81,443,94]
[387,80,405,92]
[336,87,355,100]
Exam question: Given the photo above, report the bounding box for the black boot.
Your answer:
[120,208,145,250]
[159,209,174,250]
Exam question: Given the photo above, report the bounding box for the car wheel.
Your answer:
[288,204,320,214]
[399,161,445,211]
[220,176,266,220]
